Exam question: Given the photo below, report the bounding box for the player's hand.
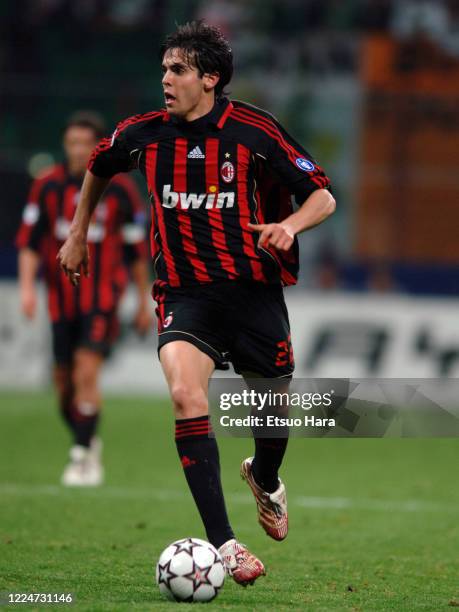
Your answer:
[20,286,37,319]
[248,222,295,251]
[57,234,90,286]
[134,302,152,337]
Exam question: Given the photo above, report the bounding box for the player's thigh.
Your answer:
[155,285,230,372]
[230,283,295,378]
[160,340,215,418]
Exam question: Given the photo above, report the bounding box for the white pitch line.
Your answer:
[1,483,457,514]
[294,496,456,513]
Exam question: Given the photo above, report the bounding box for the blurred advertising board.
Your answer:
[1,283,458,392]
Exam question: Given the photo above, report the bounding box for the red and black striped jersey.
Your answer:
[88,97,331,288]
[16,163,148,322]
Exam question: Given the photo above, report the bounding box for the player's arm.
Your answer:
[248,113,335,251]
[249,188,335,251]
[18,248,41,319]
[129,258,152,335]
[58,124,134,285]
[57,171,110,285]
[16,177,50,317]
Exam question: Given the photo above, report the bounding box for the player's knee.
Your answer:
[73,362,98,395]
[170,384,208,419]
[73,351,102,391]
[73,365,89,387]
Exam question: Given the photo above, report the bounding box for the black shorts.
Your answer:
[153,281,294,378]
[51,310,119,365]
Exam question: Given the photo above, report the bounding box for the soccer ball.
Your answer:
[156,537,226,602]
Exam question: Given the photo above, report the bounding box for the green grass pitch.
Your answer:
[1,391,458,610]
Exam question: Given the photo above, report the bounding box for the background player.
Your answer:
[16,111,151,486]
[57,23,335,583]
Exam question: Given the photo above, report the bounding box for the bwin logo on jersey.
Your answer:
[162,185,235,210]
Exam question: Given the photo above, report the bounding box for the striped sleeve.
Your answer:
[88,124,133,178]
[88,111,164,179]
[265,118,331,203]
[110,176,148,264]
[15,177,49,252]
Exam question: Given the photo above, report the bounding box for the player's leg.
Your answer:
[230,283,292,540]
[52,318,103,445]
[51,320,81,444]
[53,364,74,432]
[160,338,265,585]
[241,374,290,497]
[154,282,265,584]
[71,347,104,447]
[61,312,112,486]
[60,347,105,486]
[70,310,118,448]
[160,340,234,547]
[240,383,290,541]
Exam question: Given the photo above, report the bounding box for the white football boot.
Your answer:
[61,437,104,486]
[218,539,265,586]
[241,457,288,540]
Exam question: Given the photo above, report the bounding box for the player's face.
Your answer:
[161,48,217,121]
[63,126,98,175]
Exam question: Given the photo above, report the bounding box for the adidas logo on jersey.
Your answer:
[187,146,205,159]
[162,185,235,210]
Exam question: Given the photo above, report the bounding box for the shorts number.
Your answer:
[275,334,294,367]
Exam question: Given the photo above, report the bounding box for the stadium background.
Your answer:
[1,0,459,389]
[1,1,458,610]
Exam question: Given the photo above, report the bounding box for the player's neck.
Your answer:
[67,163,85,179]
[182,94,215,122]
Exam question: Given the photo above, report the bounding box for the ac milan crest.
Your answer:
[163,312,173,328]
[220,161,235,183]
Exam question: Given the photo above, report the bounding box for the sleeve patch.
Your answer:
[22,203,40,225]
[122,223,146,243]
[295,158,315,172]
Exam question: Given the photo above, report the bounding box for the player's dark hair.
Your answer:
[160,20,233,97]
[64,111,106,140]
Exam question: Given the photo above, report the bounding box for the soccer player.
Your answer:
[17,111,151,486]
[57,23,335,584]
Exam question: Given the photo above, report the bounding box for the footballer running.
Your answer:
[58,22,335,585]
[17,112,151,486]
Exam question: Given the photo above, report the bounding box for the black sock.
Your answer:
[175,416,234,549]
[73,403,100,448]
[59,399,76,434]
[251,438,288,494]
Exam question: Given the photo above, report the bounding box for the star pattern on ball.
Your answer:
[208,548,221,565]
[157,559,179,590]
[172,538,202,555]
[183,560,214,590]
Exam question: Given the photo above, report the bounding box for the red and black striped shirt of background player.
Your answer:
[88,97,332,290]
[16,163,148,322]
